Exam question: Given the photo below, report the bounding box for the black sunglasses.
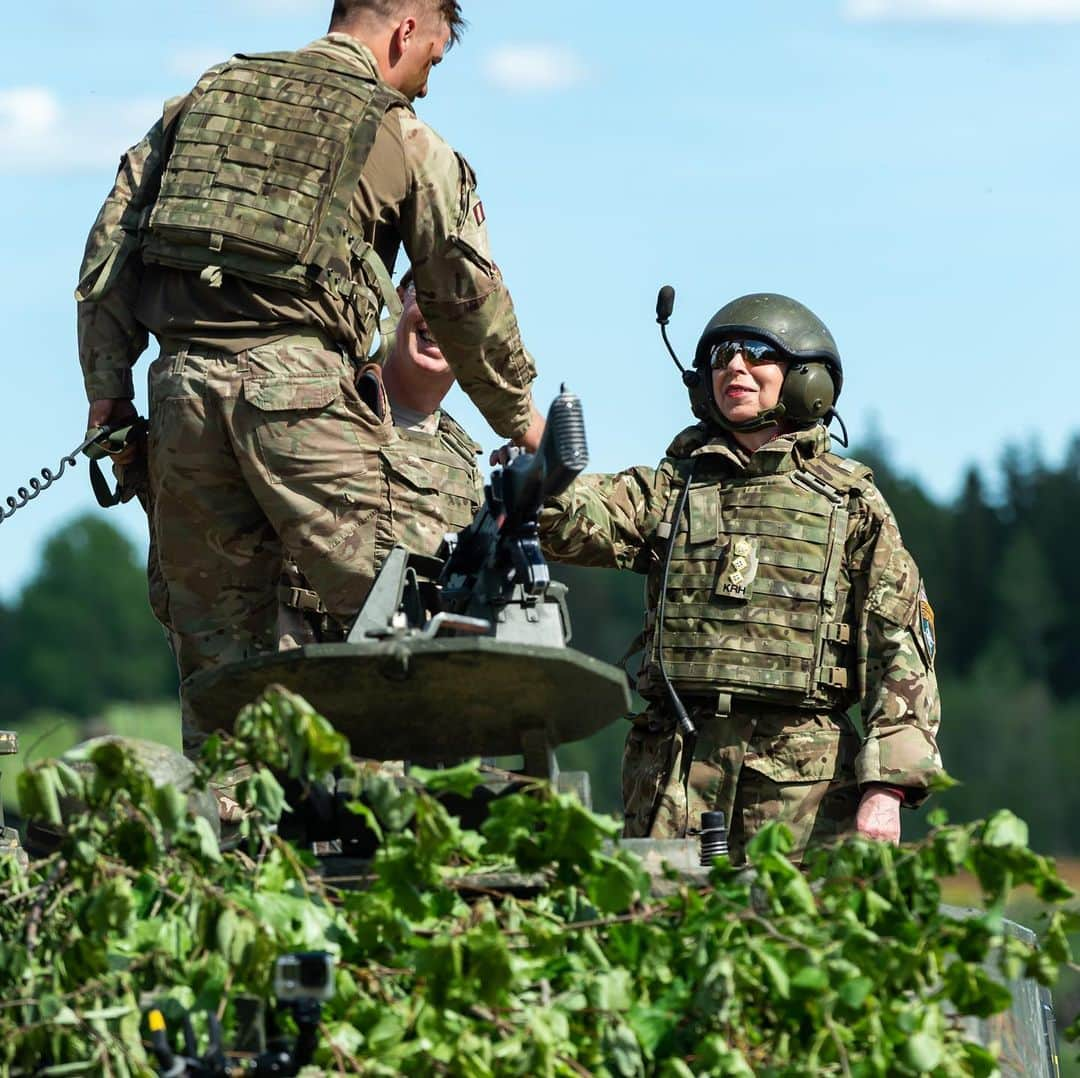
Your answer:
[709,340,785,371]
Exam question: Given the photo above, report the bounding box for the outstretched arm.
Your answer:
[539,465,669,572]
[398,115,537,443]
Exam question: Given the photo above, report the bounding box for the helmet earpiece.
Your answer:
[779,363,836,423]
[683,369,713,423]
[683,293,844,435]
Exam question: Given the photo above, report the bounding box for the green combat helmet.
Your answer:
[690,293,844,434]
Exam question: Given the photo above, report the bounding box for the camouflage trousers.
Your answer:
[622,700,862,864]
[146,335,389,753]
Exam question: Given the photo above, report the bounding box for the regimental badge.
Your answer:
[918,582,936,665]
[715,537,758,601]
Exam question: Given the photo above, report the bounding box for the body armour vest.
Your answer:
[142,49,409,347]
[642,437,872,710]
[380,413,484,541]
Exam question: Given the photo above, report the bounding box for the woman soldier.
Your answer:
[539,294,942,863]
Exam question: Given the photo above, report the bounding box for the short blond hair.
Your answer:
[330,0,465,45]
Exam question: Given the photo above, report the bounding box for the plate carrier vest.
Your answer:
[642,449,872,710]
[141,49,409,348]
[379,413,484,536]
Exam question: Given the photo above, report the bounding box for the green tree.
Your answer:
[943,468,1002,675]
[0,513,176,718]
[552,564,645,815]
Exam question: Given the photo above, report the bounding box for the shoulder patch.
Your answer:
[918,582,937,665]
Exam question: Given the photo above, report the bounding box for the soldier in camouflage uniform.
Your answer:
[278,269,483,647]
[540,294,942,863]
[75,1,543,744]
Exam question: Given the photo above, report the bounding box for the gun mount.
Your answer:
[186,388,630,785]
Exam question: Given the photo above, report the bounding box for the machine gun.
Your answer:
[442,384,587,600]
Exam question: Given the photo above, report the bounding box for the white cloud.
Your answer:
[483,45,589,93]
[846,0,1080,20]
[0,87,60,136]
[0,86,160,176]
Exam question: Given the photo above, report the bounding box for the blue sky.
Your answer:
[1,0,1079,598]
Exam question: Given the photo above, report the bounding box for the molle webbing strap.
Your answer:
[720,518,831,544]
[652,469,855,705]
[435,415,482,468]
[145,50,407,330]
[663,662,810,692]
[669,633,817,659]
[665,603,820,630]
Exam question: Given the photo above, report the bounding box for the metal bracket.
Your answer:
[347,547,410,643]
[520,728,559,785]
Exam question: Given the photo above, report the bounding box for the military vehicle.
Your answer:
[0,379,1064,1076]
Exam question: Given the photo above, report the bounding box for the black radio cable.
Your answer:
[654,459,698,837]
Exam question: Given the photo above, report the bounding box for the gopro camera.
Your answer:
[273,951,335,1003]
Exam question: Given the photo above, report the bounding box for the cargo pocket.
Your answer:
[621,722,673,838]
[296,505,380,618]
[742,712,860,785]
[243,374,360,486]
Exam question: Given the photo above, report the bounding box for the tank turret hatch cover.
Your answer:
[0,732,17,755]
[185,638,632,760]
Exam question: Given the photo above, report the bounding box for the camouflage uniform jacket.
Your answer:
[540,422,943,803]
[76,33,536,439]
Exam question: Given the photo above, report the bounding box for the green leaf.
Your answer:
[903,1032,943,1072]
[153,783,187,832]
[17,763,64,826]
[752,944,790,1000]
[408,759,486,798]
[586,853,647,914]
[838,977,873,1010]
[746,821,794,859]
[982,810,1029,850]
[243,769,286,823]
[960,1041,1002,1078]
[588,968,634,1013]
[791,965,829,992]
[605,1020,644,1078]
[927,770,959,792]
[191,815,222,863]
[657,1061,696,1078]
[628,1004,677,1057]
